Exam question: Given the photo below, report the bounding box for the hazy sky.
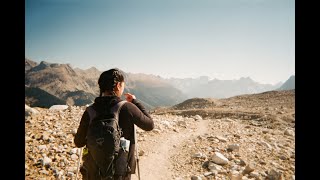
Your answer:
[25,0,295,85]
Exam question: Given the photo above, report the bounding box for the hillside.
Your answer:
[25,86,66,108]
[25,61,97,106]
[158,90,295,131]
[172,97,218,110]
[124,73,187,108]
[73,67,101,95]
[25,90,295,180]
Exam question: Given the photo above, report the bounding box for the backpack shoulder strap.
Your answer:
[86,105,97,125]
[87,100,126,124]
[111,100,126,120]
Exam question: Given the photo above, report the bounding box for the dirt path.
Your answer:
[132,119,210,180]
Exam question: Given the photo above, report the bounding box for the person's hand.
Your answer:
[124,93,136,102]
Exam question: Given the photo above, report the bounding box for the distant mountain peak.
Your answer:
[39,60,51,65]
[85,66,100,72]
[25,58,38,72]
[278,75,295,90]
[25,58,37,64]
[288,75,295,79]
[239,77,253,81]
[240,76,250,79]
[30,61,72,72]
[87,66,97,70]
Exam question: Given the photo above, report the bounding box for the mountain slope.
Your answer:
[26,61,97,99]
[74,67,101,95]
[25,86,66,108]
[278,75,295,90]
[25,59,188,108]
[124,73,188,109]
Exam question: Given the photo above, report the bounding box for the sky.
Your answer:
[25,0,295,85]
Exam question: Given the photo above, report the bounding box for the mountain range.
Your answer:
[166,76,283,99]
[25,58,294,109]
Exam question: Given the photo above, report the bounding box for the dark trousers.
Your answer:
[114,174,131,180]
[81,166,131,180]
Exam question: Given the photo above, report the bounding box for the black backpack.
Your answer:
[86,100,126,178]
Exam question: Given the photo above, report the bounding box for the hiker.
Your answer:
[74,68,154,180]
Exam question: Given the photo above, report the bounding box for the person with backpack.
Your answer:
[74,68,154,180]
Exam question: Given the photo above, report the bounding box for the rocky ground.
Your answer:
[25,90,295,180]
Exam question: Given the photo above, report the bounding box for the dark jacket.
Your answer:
[74,95,154,179]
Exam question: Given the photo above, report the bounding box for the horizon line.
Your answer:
[25,57,292,85]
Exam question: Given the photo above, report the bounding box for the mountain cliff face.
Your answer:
[74,67,101,95]
[278,75,295,90]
